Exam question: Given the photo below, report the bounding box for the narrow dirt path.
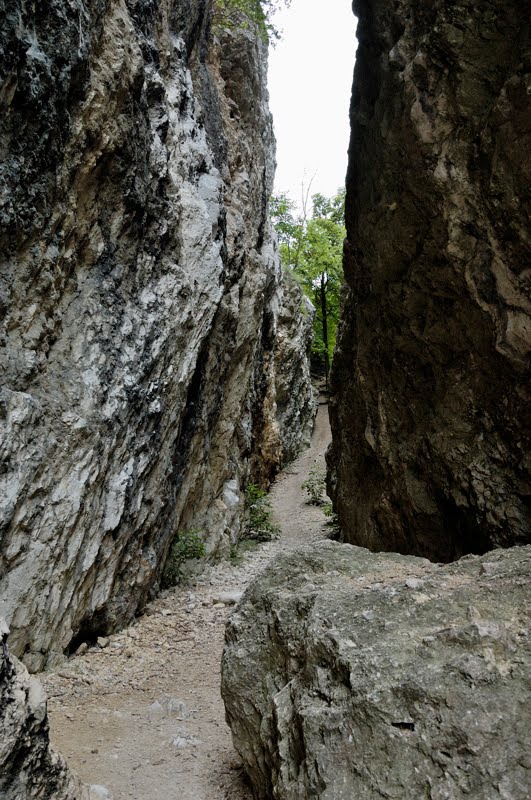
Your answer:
[43,402,331,800]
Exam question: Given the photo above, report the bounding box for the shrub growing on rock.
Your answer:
[244,484,280,541]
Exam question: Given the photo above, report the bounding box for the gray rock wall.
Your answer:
[328,0,531,561]
[0,0,314,670]
[222,542,531,800]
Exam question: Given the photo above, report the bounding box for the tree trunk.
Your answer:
[321,274,329,388]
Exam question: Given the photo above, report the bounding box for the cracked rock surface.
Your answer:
[222,543,531,800]
[328,0,531,560]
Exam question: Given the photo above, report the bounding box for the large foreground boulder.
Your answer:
[0,618,83,800]
[222,542,531,799]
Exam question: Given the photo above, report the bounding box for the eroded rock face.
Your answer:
[0,0,314,669]
[0,618,83,800]
[328,0,531,560]
[222,542,531,800]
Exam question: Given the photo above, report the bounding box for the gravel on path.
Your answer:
[43,402,332,800]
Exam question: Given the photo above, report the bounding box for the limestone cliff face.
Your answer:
[0,0,314,669]
[329,0,531,561]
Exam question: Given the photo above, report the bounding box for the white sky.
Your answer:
[268,0,358,207]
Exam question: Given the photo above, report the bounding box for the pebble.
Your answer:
[212,591,243,606]
[171,734,201,749]
[405,578,424,590]
[149,697,189,719]
[75,642,89,656]
[167,698,189,718]
[89,785,113,800]
[97,637,109,649]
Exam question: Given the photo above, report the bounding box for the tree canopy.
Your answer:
[270,188,346,384]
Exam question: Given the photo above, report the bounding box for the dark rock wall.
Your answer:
[328,0,531,561]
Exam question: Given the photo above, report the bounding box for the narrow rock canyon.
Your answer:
[1,0,530,798]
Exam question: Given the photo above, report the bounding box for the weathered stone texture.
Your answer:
[328,0,531,560]
[0,617,83,800]
[0,0,314,669]
[222,542,531,800]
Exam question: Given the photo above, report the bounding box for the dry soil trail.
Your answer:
[43,402,331,800]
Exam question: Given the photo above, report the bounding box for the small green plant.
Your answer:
[229,544,241,565]
[229,539,260,565]
[163,529,206,587]
[302,468,326,505]
[323,503,341,540]
[245,483,266,505]
[244,484,280,542]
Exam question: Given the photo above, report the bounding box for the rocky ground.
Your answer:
[42,401,331,800]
